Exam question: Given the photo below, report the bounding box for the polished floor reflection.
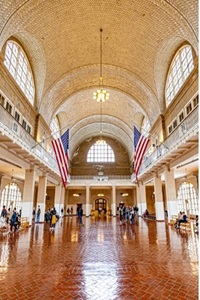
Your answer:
[0,216,198,300]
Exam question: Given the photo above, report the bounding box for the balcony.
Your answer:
[132,106,198,182]
[0,105,59,179]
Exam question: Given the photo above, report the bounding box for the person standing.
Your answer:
[78,205,83,226]
[1,205,7,220]
[10,208,18,233]
[36,205,41,224]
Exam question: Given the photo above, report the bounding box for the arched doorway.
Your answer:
[95,198,107,215]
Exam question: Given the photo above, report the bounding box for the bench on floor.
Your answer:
[20,217,30,229]
[179,222,191,231]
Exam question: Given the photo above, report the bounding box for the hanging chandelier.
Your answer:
[93,28,109,102]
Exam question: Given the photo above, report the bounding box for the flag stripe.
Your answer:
[52,140,67,186]
[51,129,69,187]
[134,126,149,182]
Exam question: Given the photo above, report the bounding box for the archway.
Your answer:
[95,198,107,215]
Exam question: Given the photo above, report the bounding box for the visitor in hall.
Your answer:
[195,215,198,234]
[36,205,41,224]
[77,205,83,226]
[1,205,8,220]
[143,209,149,218]
[174,211,183,228]
[176,212,188,229]
[50,208,57,231]
[10,208,18,233]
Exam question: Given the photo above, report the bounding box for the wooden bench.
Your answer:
[179,222,191,231]
[170,215,178,226]
[20,217,30,229]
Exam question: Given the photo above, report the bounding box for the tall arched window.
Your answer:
[50,116,60,139]
[1,183,22,212]
[141,117,150,138]
[177,182,198,215]
[165,45,194,106]
[4,40,35,105]
[87,141,115,162]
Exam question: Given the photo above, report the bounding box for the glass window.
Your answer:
[87,141,115,162]
[50,116,60,139]
[179,112,184,123]
[177,182,198,215]
[141,117,150,138]
[1,183,22,213]
[193,95,199,108]
[186,102,192,115]
[5,101,13,114]
[165,45,194,106]
[4,41,35,105]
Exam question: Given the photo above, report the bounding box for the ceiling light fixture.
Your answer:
[93,28,109,103]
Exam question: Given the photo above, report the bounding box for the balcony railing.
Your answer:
[132,106,198,180]
[0,105,59,173]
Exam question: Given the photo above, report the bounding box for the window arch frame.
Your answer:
[87,141,115,163]
[177,181,198,216]
[4,39,35,105]
[1,182,22,213]
[165,44,194,107]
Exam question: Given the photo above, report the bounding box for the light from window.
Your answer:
[87,141,115,162]
[166,45,194,106]
[4,41,35,105]
[177,182,198,215]
[1,183,22,213]
[50,116,60,139]
[141,117,150,138]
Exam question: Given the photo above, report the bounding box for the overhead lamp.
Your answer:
[93,28,109,102]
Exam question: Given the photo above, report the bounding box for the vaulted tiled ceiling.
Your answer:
[0,0,198,159]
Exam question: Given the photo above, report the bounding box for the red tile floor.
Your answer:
[0,216,198,300]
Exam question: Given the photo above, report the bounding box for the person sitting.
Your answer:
[195,215,198,234]
[176,212,187,229]
[143,209,149,218]
[174,211,183,228]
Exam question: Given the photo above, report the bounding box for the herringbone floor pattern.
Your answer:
[0,216,198,300]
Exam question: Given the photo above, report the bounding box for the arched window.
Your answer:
[87,141,115,162]
[50,116,60,139]
[177,182,198,215]
[4,40,35,105]
[141,117,150,138]
[1,183,22,212]
[165,45,194,106]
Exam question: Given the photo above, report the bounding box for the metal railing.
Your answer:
[0,105,59,173]
[132,106,198,180]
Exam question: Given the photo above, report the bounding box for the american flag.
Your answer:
[51,129,69,187]
[134,126,149,182]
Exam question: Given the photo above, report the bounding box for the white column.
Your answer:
[137,183,146,216]
[153,175,165,221]
[85,185,90,217]
[111,185,116,216]
[37,174,47,223]
[164,166,178,223]
[21,168,36,225]
[54,184,62,216]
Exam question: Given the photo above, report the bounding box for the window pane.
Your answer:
[87,141,115,163]
[165,45,194,106]
[4,41,35,105]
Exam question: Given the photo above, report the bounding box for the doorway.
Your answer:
[95,198,107,214]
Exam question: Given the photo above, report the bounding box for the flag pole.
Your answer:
[31,124,70,149]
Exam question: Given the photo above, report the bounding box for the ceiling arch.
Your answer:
[0,0,198,163]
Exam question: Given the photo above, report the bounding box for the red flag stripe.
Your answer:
[52,139,68,186]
